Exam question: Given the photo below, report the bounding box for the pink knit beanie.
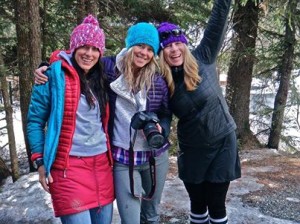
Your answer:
[69,15,105,55]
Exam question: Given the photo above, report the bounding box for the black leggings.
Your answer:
[184,181,230,219]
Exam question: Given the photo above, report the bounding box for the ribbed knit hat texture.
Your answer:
[157,22,188,48]
[70,15,105,55]
[125,22,159,56]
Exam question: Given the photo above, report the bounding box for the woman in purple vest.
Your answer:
[102,22,171,224]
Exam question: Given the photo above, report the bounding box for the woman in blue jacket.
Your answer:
[27,15,114,224]
[157,0,241,223]
[34,22,172,224]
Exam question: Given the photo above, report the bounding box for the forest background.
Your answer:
[0,0,299,185]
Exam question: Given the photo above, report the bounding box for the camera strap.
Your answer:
[129,128,156,200]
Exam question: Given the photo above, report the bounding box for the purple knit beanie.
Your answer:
[70,15,105,55]
[157,22,188,49]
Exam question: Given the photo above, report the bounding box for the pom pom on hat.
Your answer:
[157,22,188,49]
[125,22,159,56]
[70,15,105,55]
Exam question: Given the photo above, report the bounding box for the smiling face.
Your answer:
[74,45,100,74]
[132,44,154,70]
[163,41,185,67]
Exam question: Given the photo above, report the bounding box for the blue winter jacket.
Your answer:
[27,61,65,176]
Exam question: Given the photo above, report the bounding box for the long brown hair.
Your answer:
[71,54,108,116]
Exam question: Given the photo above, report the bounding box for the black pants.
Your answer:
[184,181,230,220]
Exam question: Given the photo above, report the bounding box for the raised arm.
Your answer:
[193,0,232,64]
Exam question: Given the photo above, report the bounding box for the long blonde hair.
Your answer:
[118,48,159,93]
[159,44,200,96]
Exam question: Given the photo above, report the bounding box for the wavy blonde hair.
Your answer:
[159,44,200,96]
[118,47,159,93]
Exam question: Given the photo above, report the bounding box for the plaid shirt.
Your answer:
[112,144,169,165]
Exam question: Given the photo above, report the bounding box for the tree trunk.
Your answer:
[40,0,49,60]
[226,0,260,148]
[77,0,86,23]
[0,55,19,182]
[15,0,35,172]
[0,156,10,186]
[267,0,297,149]
[77,0,98,23]
[26,0,42,169]
[28,0,42,70]
[85,0,98,16]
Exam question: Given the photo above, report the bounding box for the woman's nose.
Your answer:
[140,47,148,54]
[170,43,178,51]
[85,48,93,54]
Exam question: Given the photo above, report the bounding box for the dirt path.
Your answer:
[159,148,300,224]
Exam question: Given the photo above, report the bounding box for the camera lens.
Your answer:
[143,122,165,148]
[147,133,165,148]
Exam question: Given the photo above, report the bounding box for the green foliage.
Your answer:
[254,0,297,79]
[249,0,300,150]
[0,0,223,62]
[0,4,17,75]
[40,0,77,60]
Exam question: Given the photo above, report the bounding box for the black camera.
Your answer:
[131,111,165,148]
